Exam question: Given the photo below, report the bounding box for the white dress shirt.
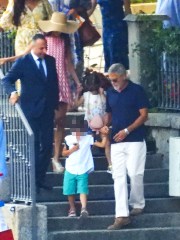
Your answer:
[31,51,47,77]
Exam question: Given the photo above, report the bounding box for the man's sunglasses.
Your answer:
[109,78,118,83]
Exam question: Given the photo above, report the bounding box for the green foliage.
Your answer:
[131,0,157,3]
[132,20,180,110]
[152,26,180,55]
[7,29,17,41]
[134,22,180,57]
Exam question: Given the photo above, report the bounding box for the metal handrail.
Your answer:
[0,31,15,73]
[0,68,37,240]
[158,54,180,111]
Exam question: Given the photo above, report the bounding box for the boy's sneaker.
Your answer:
[107,165,112,174]
[68,209,76,217]
[80,208,89,218]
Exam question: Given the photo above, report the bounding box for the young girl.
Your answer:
[0,12,82,174]
[76,71,112,173]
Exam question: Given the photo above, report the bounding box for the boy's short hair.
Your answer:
[71,118,88,132]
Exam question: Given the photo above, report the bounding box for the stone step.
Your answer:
[43,197,180,218]
[49,153,164,172]
[48,227,180,240]
[48,212,180,232]
[47,168,168,187]
[37,183,168,202]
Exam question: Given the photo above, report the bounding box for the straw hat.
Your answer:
[38,12,79,34]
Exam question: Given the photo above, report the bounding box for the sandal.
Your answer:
[52,159,64,173]
[107,165,112,174]
[68,209,77,217]
[80,208,89,218]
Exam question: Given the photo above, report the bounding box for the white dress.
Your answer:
[83,91,106,122]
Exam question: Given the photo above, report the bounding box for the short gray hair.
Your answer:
[108,63,126,75]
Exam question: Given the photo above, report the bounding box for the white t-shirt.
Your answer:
[83,91,106,122]
[64,134,94,175]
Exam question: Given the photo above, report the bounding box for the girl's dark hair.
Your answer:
[83,71,101,92]
[13,0,26,27]
[82,69,112,92]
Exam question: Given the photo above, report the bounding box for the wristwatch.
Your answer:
[124,128,130,135]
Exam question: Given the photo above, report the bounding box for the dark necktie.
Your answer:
[38,58,46,80]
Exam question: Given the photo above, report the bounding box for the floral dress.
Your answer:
[83,91,106,122]
[0,0,52,55]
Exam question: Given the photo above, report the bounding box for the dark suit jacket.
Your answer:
[2,53,59,118]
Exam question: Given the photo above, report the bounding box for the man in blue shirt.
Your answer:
[156,0,180,28]
[103,63,149,230]
[88,0,131,71]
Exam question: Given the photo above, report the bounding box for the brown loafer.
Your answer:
[107,217,131,230]
[130,208,144,216]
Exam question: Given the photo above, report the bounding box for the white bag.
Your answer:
[0,203,8,232]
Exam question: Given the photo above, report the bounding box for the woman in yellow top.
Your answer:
[0,0,52,55]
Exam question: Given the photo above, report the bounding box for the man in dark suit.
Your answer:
[2,34,59,191]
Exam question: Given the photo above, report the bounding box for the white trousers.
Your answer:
[111,141,146,217]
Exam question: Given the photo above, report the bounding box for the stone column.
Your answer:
[124,14,169,87]
[0,163,11,202]
[2,204,47,240]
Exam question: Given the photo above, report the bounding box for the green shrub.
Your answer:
[131,0,157,3]
[132,18,180,109]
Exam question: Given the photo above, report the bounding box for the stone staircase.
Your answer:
[37,113,180,240]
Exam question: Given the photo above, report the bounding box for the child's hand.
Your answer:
[71,144,79,153]
[100,126,109,134]
[77,83,83,94]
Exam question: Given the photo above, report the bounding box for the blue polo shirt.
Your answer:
[106,80,149,143]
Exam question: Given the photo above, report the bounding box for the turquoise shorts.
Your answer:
[63,170,89,195]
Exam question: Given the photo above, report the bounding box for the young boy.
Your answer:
[62,122,94,218]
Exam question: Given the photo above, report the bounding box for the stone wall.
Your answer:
[145,113,180,168]
[2,204,47,240]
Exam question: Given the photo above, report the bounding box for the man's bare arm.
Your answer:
[113,108,148,142]
[123,0,132,15]
[87,0,97,16]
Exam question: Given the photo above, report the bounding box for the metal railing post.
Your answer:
[158,53,180,111]
[0,66,37,240]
